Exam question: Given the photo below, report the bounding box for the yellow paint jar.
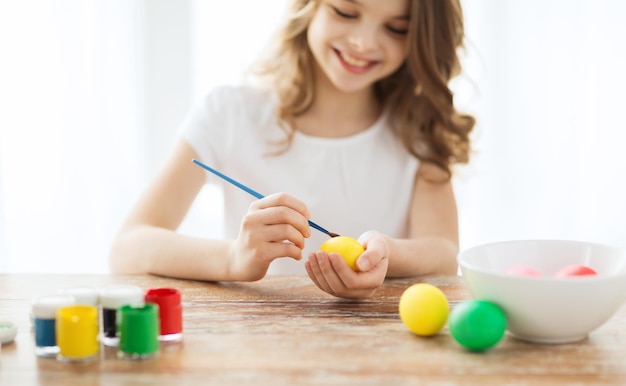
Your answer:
[56,305,99,362]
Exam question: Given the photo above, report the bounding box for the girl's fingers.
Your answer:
[329,252,388,290]
[306,253,333,293]
[261,224,307,249]
[307,251,387,299]
[261,193,311,217]
[316,253,349,294]
[248,195,312,238]
[305,260,323,289]
[356,231,390,272]
[267,241,303,261]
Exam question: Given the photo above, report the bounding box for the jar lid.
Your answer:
[0,321,18,344]
[32,295,76,318]
[59,287,99,306]
[145,288,183,335]
[99,285,144,309]
[145,288,181,308]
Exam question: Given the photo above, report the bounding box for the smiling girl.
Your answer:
[110,0,475,299]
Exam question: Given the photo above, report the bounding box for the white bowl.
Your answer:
[458,239,626,344]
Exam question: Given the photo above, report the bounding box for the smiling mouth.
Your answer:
[334,49,377,70]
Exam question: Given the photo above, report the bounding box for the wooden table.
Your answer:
[1,274,625,385]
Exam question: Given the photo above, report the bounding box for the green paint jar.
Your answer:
[118,303,160,360]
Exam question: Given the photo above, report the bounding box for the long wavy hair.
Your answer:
[253,0,475,180]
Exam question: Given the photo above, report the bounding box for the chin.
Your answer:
[329,77,375,95]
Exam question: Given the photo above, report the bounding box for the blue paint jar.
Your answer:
[31,295,75,357]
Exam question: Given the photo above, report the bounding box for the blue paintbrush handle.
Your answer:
[192,159,333,237]
[193,159,263,199]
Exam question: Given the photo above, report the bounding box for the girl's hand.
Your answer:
[305,231,390,299]
[230,193,311,281]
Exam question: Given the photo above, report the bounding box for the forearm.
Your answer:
[385,236,459,277]
[109,225,234,281]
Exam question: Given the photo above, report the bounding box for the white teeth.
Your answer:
[340,51,369,67]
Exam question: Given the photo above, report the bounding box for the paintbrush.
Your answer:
[192,159,339,238]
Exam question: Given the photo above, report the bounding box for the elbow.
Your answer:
[441,258,459,275]
[108,240,128,274]
[439,239,459,275]
[108,232,146,275]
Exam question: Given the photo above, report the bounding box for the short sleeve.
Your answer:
[178,86,231,179]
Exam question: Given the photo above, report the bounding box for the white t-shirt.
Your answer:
[180,85,419,274]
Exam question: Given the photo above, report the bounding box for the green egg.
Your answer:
[449,300,507,351]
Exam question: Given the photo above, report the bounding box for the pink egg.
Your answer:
[506,265,542,277]
[553,264,598,278]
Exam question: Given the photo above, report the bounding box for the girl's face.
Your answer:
[307,0,410,94]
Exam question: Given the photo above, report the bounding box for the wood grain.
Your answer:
[0,274,625,385]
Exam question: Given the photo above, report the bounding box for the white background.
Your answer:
[0,0,625,273]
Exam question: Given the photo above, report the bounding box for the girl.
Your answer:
[110,0,474,299]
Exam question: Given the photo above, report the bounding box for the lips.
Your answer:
[333,48,378,74]
[340,51,369,67]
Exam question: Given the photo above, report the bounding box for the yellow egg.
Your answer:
[399,283,449,336]
[319,236,364,271]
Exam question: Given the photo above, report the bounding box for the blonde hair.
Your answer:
[253,0,474,180]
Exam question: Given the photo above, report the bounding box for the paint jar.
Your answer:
[0,321,18,345]
[59,287,99,306]
[98,285,144,347]
[56,305,99,362]
[118,303,160,360]
[145,288,183,342]
[31,295,75,357]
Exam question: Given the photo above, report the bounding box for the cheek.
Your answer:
[307,11,345,50]
[307,16,328,58]
[386,40,408,68]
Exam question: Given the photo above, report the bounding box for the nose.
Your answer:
[348,23,378,53]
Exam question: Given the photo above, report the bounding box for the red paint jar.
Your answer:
[145,288,183,342]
